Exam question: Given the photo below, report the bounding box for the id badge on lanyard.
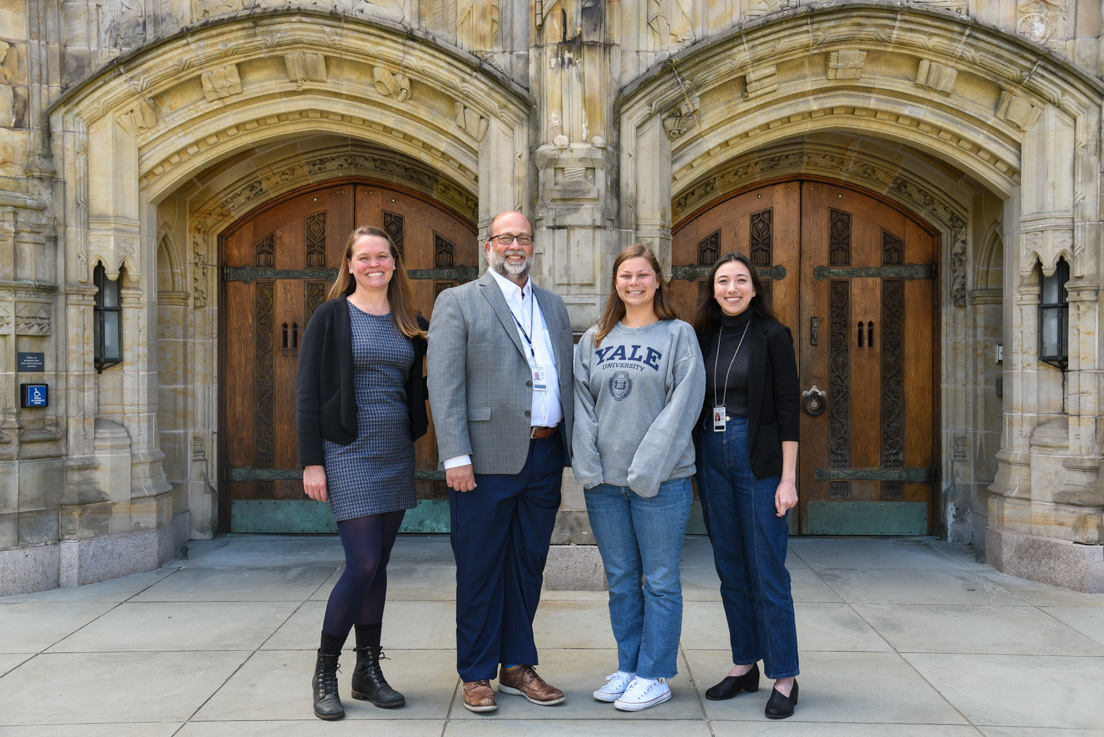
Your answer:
[713,406,727,432]
[532,365,549,392]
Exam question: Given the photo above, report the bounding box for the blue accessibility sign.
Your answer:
[20,383,48,408]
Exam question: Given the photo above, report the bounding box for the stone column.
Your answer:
[531,1,619,589]
[988,103,1104,591]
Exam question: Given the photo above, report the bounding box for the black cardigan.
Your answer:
[296,294,429,468]
[696,313,800,479]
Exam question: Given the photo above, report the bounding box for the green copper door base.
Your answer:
[806,501,928,535]
[231,499,452,533]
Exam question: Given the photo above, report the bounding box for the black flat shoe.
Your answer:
[764,680,798,719]
[705,663,760,700]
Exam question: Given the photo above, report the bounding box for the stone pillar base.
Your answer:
[0,511,190,597]
[542,544,607,591]
[986,525,1104,593]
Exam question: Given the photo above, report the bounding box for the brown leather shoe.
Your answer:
[462,679,497,713]
[497,665,565,705]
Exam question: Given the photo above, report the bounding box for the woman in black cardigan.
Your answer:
[296,225,428,720]
[693,252,801,719]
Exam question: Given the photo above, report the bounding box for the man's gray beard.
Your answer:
[487,250,532,280]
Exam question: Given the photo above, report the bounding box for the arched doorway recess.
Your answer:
[673,177,938,535]
[48,11,532,540]
[618,5,1104,545]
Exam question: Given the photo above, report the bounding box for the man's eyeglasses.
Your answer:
[489,233,533,246]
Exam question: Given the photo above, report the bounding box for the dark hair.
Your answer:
[594,243,679,347]
[692,252,778,337]
[328,226,426,340]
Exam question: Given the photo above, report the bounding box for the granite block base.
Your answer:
[542,544,607,591]
[986,525,1104,593]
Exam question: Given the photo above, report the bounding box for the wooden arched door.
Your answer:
[219,180,478,533]
[672,179,938,535]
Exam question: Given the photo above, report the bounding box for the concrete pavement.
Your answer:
[2,534,1104,736]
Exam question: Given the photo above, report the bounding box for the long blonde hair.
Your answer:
[594,243,679,347]
[328,226,426,340]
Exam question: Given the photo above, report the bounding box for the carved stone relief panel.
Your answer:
[997,91,1042,131]
[201,64,243,102]
[191,0,409,23]
[116,100,159,137]
[374,67,411,102]
[102,0,145,52]
[285,53,327,86]
[455,104,489,141]
[745,66,778,99]
[457,0,500,50]
[648,0,695,48]
[192,235,208,309]
[1016,0,1067,45]
[915,60,958,94]
[827,50,867,80]
[15,301,51,336]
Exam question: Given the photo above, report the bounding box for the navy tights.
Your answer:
[321,510,405,637]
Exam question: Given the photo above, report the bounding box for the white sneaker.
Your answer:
[613,676,671,711]
[593,670,635,702]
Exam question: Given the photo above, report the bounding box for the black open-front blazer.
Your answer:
[696,313,800,479]
[296,293,429,468]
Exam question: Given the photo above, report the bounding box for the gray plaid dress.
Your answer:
[322,306,416,521]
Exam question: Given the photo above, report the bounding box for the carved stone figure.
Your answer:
[648,0,694,47]
[458,0,500,50]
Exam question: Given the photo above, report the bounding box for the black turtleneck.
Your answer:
[705,309,753,418]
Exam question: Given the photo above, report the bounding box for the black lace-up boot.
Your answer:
[312,650,344,720]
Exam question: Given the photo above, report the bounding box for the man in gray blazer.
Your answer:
[428,211,574,713]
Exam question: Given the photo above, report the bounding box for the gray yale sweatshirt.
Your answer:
[572,319,706,498]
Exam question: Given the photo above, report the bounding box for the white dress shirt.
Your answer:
[443,268,563,470]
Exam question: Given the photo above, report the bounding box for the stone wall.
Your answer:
[1,1,1102,594]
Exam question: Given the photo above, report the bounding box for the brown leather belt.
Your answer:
[529,424,559,440]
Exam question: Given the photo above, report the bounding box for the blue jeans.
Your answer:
[584,477,692,679]
[696,416,799,679]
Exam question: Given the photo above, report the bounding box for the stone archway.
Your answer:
[618,5,1104,565]
[47,11,532,542]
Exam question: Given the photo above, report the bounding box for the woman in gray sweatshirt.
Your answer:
[572,244,706,712]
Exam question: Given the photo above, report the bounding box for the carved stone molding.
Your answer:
[951,239,968,307]
[285,52,327,86]
[374,67,411,102]
[201,64,242,102]
[827,50,867,80]
[662,100,697,141]
[192,236,209,309]
[15,301,51,336]
[455,103,489,141]
[671,145,969,270]
[997,91,1042,131]
[916,59,958,94]
[745,66,778,99]
[1020,226,1074,279]
[117,100,158,136]
[0,302,11,334]
[190,147,479,240]
[1016,0,1067,45]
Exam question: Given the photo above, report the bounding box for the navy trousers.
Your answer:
[450,432,564,682]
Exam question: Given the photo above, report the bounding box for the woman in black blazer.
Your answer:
[693,252,801,719]
[296,226,428,720]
